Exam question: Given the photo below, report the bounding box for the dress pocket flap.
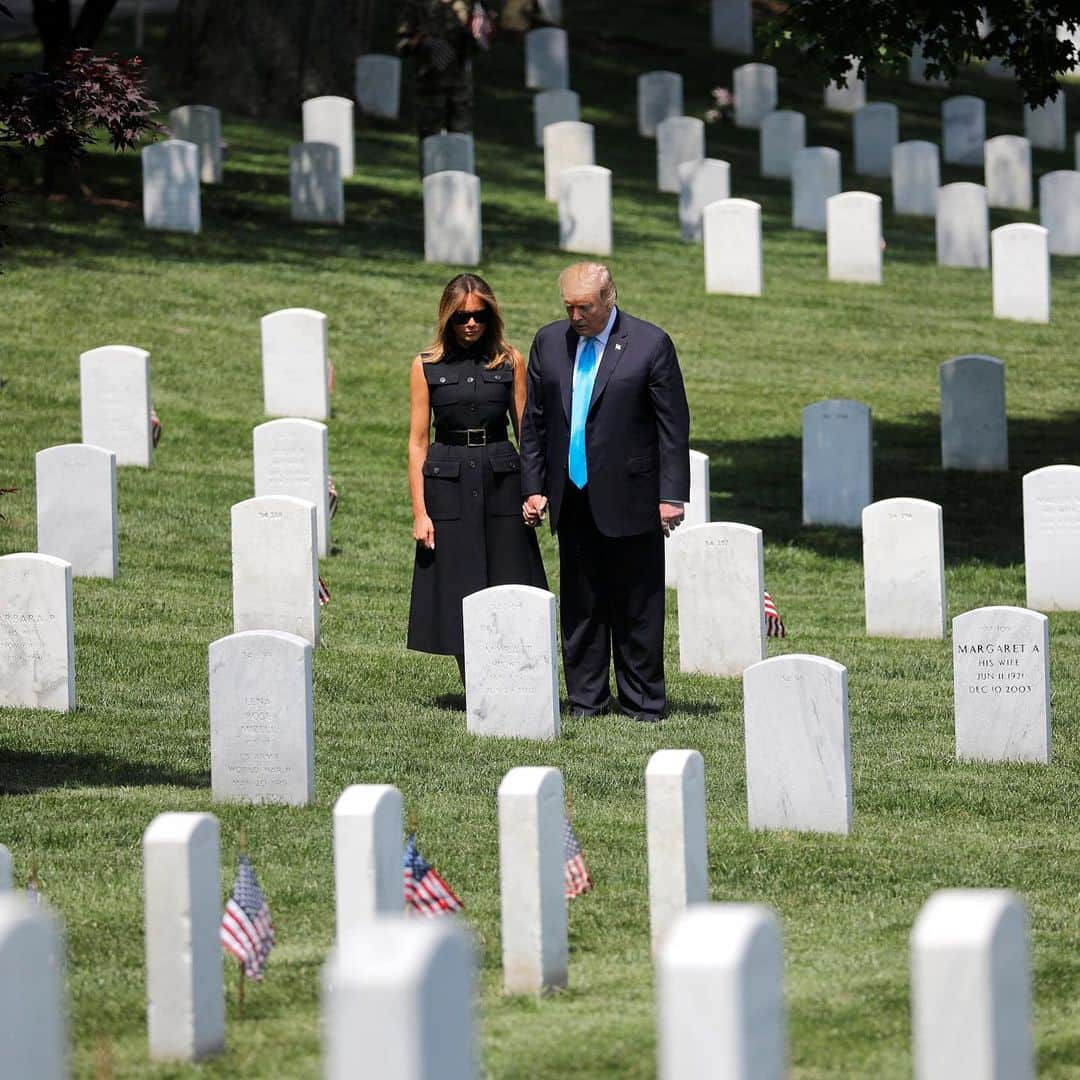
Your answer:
[423,460,461,479]
[481,368,510,383]
[425,367,460,386]
[489,455,521,475]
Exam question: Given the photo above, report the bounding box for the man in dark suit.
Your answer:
[520,262,691,723]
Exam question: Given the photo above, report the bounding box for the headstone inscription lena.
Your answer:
[261,307,330,421]
[939,355,1008,471]
[743,654,852,834]
[80,344,153,467]
[253,418,331,559]
[36,443,118,579]
[230,495,319,646]
[301,95,354,178]
[289,143,345,225]
[423,170,482,266]
[142,139,201,233]
[952,606,1050,763]
[676,522,765,677]
[862,498,946,639]
[0,553,75,712]
[801,399,872,527]
[1023,465,1080,611]
[463,585,560,739]
[209,629,315,805]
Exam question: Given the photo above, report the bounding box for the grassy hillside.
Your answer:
[2,5,1080,1077]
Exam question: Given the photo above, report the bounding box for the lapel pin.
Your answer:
[614,343,623,351]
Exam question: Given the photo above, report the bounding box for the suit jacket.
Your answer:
[520,308,691,537]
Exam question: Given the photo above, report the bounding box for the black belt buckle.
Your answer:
[466,428,487,446]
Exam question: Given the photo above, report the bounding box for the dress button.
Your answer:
[469,460,477,469]
[469,403,477,412]
[472,489,479,498]
[467,376,475,383]
[439,376,446,383]
[433,466,440,474]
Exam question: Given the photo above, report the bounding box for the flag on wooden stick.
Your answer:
[318,576,331,606]
[327,475,339,519]
[221,853,275,980]
[150,407,162,449]
[764,591,786,638]
[403,833,462,916]
[564,816,593,899]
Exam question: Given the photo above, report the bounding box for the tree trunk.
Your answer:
[163,0,376,120]
[33,0,120,70]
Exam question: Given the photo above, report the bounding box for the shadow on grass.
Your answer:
[697,410,1080,567]
[0,750,209,794]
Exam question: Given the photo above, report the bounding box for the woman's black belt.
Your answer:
[434,424,509,446]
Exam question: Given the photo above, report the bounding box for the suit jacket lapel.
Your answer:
[588,314,627,415]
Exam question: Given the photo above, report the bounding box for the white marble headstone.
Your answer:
[935,182,989,268]
[36,443,118,579]
[1023,465,1080,612]
[943,96,985,165]
[558,165,611,255]
[543,119,594,202]
[791,146,841,231]
[953,606,1050,763]
[525,27,569,90]
[637,71,683,138]
[142,139,201,233]
[677,522,765,677]
[656,116,705,194]
[911,890,1034,1080]
[743,654,852,834]
[862,498,945,638]
[0,846,10,890]
[733,63,777,129]
[302,95,354,178]
[534,88,580,147]
[760,110,805,179]
[354,54,401,119]
[289,143,344,225]
[0,894,68,1080]
[710,0,752,53]
[826,191,882,284]
[824,63,865,112]
[209,629,315,805]
[1039,170,1080,255]
[463,585,559,739]
[940,355,1008,471]
[323,919,476,1080]
[0,553,75,712]
[658,905,786,1080]
[984,135,1032,210]
[703,197,762,296]
[1024,94,1066,151]
[498,766,567,994]
[678,158,730,242]
[254,418,331,558]
[645,749,708,952]
[665,449,710,588]
[424,171,482,265]
[143,812,225,1062]
[992,223,1049,324]
[261,308,330,421]
[422,132,475,176]
[168,105,222,184]
[853,102,898,177]
[80,344,153,467]
[802,399,872,527]
[909,42,948,86]
[231,495,319,645]
[892,140,939,217]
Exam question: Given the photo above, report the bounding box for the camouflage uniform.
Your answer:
[397,0,475,145]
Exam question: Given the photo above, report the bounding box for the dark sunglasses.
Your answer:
[451,307,491,325]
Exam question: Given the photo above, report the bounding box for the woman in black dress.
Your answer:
[407,274,548,675]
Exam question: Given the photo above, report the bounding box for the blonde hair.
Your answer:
[420,274,517,370]
[558,261,617,307]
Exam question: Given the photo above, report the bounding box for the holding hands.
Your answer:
[522,494,548,528]
[659,501,684,537]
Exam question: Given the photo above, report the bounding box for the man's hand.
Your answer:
[522,494,548,527]
[413,514,435,550]
[659,502,684,537]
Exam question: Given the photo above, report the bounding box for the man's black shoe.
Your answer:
[616,701,663,724]
[568,698,612,719]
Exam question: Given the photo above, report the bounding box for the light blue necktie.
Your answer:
[568,337,599,489]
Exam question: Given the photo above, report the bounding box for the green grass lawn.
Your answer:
[3,4,1080,1077]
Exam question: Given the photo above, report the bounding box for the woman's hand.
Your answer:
[413,514,435,550]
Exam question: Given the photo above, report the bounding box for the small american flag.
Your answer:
[564,816,593,899]
[318,576,331,606]
[327,475,339,519]
[328,361,335,396]
[403,833,462,916]
[150,408,162,449]
[221,853,275,980]
[764,591,786,638]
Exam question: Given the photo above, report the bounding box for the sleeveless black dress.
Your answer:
[407,344,548,655]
